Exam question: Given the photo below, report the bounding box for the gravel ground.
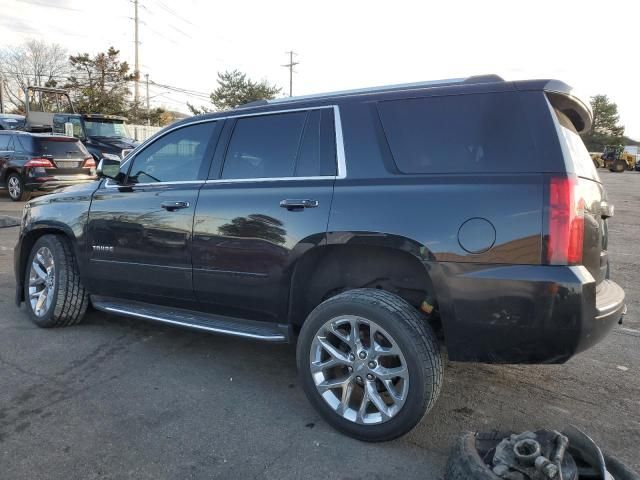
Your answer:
[0,170,638,479]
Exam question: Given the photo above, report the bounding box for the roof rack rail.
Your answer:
[463,74,505,84]
[236,99,269,109]
[266,74,503,105]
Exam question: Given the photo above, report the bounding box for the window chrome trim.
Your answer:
[105,104,347,188]
[104,179,205,188]
[204,176,334,185]
[333,105,347,180]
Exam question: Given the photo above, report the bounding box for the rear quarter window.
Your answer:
[377,92,538,174]
[552,107,600,182]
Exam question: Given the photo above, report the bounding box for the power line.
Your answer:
[149,0,195,27]
[0,70,209,102]
[149,80,210,99]
[16,0,82,11]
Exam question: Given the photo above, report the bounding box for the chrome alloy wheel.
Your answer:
[28,246,56,317]
[309,315,409,425]
[8,176,21,199]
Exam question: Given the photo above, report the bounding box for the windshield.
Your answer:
[84,119,132,138]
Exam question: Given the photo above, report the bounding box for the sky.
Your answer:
[1,0,638,139]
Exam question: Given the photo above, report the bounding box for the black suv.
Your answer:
[13,76,625,441]
[51,113,139,162]
[0,131,97,201]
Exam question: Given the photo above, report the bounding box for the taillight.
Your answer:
[546,176,585,265]
[84,157,96,168]
[24,158,54,168]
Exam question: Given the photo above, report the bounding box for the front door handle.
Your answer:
[279,199,319,210]
[161,201,190,211]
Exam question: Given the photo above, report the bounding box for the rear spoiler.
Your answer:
[516,79,592,134]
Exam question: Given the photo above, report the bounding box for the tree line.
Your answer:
[0,39,281,126]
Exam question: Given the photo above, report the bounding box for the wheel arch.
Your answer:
[287,234,446,333]
[4,167,21,182]
[16,225,82,304]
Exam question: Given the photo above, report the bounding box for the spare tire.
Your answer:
[445,431,640,480]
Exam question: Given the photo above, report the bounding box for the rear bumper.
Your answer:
[434,263,625,364]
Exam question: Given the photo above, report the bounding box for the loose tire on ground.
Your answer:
[24,234,89,328]
[7,173,31,202]
[296,288,443,442]
[445,431,640,480]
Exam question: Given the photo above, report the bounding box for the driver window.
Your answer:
[128,122,216,184]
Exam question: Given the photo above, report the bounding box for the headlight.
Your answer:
[101,153,121,161]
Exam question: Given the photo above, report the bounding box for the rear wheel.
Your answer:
[7,173,31,201]
[24,235,89,328]
[297,288,443,441]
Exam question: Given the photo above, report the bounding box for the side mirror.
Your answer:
[96,158,123,182]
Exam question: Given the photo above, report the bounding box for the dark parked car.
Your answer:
[13,75,625,441]
[0,113,26,130]
[0,131,96,201]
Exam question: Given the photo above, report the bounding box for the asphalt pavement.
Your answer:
[0,170,638,479]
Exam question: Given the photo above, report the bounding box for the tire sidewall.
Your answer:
[8,173,25,201]
[24,236,62,327]
[297,292,432,441]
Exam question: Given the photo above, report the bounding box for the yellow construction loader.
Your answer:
[601,145,636,172]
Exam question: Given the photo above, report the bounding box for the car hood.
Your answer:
[26,180,102,208]
[87,136,140,152]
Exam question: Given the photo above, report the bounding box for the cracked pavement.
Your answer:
[1,170,639,479]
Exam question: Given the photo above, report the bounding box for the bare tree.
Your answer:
[0,39,68,112]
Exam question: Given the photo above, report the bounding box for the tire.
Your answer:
[446,432,640,480]
[24,234,89,328]
[604,453,640,480]
[296,288,443,442]
[445,432,501,480]
[612,160,626,173]
[7,173,31,202]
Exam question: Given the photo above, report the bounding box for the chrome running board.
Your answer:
[91,295,289,342]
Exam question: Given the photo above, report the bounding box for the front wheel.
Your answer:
[297,288,443,441]
[24,234,89,328]
[611,160,626,172]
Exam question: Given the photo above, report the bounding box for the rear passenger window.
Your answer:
[222,112,307,179]
[377,92,537,174]
[0,135,10,151]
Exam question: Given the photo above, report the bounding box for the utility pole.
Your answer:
[0,73,4,114]
[145,74,150,125]
[133,0,140,117]
[282,51,299,97]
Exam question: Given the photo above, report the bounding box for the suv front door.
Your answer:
[86,121,221,308]
[192,107,340,323]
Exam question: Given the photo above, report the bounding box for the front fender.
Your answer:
[14,182,98,304]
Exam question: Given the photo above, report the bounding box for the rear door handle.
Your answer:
[279,199,319,210]
[161,201,190,211]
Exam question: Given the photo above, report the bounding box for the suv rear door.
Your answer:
[192,107,339,323]
[86,121,221,308]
